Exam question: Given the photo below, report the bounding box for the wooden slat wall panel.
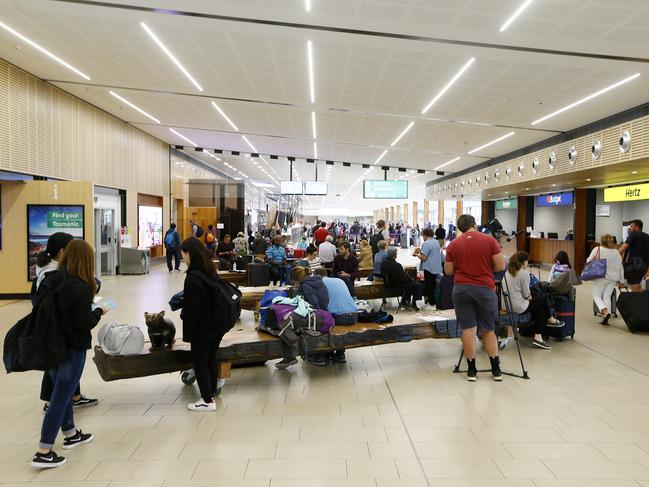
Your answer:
[433,114,649,197]
[0,59,168,196]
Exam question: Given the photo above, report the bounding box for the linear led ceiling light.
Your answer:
[434,157,460,171]
[311,111,317,139]
[390,121,415,147]
[305,0,312,11]
[307,41,315,103]
[109,91,160,123]
[499,0,535,32]
[141,22,203,92]
[531,73,641,126]
[468,131,515,154]
[374,149,388,165]
[169,128,197,147]
[313,142,318,159]
[211,102,239,131]
[241,135,257,153]
[0,20,90,80]
[421,57,475,114]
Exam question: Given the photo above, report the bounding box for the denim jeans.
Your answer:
[39,351,86,449]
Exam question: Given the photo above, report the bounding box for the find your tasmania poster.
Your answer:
[27,205,84,281]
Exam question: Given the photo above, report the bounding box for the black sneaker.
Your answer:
[31,450,66,468]
[489,356,503,381]
[62,430,94,450]
[304,354,326,367]
[546,320,565,328]
[532,339,552,350]
[331,350,347,363]
[72,396,98,409]
[43,403,49,414]
[275,358,298,369]
[466,369,477,382]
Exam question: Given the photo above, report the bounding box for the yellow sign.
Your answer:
[604,183,649,202]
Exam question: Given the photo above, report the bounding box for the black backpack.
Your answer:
[195,226,205,238]
[194,272,241,334]
[370,232,383,255]
[4,276,68,373]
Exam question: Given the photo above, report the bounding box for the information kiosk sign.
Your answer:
[363,180,408,199]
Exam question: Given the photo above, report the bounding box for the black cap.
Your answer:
[45,232,74,258]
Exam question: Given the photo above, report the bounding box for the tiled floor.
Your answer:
[3,252,649,486]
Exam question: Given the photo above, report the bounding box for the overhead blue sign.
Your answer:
[536,192,574,207]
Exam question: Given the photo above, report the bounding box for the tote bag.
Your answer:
[581,248,607,281]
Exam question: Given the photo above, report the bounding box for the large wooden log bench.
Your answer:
[93,311,458,382]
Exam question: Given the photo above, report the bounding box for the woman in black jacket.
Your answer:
[32,240,108,469]
[181,237,224,412]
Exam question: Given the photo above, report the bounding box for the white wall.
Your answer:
[533,205,574,237]
[494,208,518,234]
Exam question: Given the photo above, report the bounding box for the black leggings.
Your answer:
[41,371,81,402]
[524,294,552,335]
[191,334,225,403]
[423,271,436,305]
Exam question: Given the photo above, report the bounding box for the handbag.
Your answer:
[581,248,607,281]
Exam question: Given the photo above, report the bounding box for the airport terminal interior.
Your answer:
[3,0,649,485]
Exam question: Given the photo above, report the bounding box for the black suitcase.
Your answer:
[438,274,455,310]
[592,287,617,318]
[234,255,253,271]
[617,290,649,333]
[548,295,575,340]
[247,262,270,287]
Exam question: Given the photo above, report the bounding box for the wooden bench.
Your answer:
[92,311,458,382]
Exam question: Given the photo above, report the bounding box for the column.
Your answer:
[517,196,530,252]
[403,203,409,225]
[412,201,418,227]
[456,199,463,218]
[438,200,444,226]
[390,206,395,223]
[481,201,494,226]
[574,188,587,274]
[423,200,429,226]
[385,207,389,223]
[396,205,401,222]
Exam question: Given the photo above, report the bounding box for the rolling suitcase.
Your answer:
[592,287,617,317]
[247,262,270,287]
[548,295,575,340]
[617,290,649,333]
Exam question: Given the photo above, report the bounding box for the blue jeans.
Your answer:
[39,351,86,449]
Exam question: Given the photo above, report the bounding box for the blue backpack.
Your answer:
[259,289,288,325]
[164,231,176,248]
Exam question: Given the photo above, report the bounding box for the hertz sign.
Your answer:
[604,183,649,202]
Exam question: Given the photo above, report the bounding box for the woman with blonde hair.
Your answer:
[586,234,623,325]
[357,238,373,269]
[32,240,108,469]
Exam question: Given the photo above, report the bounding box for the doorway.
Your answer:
[95,208,117,275]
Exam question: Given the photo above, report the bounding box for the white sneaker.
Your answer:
[216,379,226,389]
[187,400,216,412]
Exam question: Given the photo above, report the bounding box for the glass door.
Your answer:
[95,208,116,275]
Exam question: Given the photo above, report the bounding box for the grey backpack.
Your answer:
[97,321,145,356]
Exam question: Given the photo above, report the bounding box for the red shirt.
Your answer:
[445,230,501,290]
[314,227,330,245]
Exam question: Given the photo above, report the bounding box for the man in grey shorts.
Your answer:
[444,214,506,381]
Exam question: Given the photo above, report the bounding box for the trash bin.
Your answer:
[119,247,150,275]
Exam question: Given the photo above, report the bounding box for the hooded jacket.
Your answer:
[299,275,329,310]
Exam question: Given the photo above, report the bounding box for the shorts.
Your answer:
[452,284,498,331]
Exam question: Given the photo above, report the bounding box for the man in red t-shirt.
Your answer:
[445,214,506,382]
[313,222,330,246]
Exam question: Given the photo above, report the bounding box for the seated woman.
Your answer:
[298,244,321,272]
[549,250,572,281]
[587,234,623,325]
[503,251,564,351]
[372,240,389,280]
[216,234,235,270]
[357,238,373,269]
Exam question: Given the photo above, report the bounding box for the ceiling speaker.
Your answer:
[505,167,512,179]
[619,130,631,154]
[548,152,557,169]
[494,168,501,181]
[484,172,490,182]
[568,146,577,166]
[476,176,481,186]
[518,161,525,176]
[532,157,540,173]
[592,140,602,160]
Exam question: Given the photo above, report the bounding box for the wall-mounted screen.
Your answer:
[536,192,574,207]
[304,181,328,195]
[280,180,304,195]
[27,204,85,281]
[363,180,408,199]
[138,205,163,248]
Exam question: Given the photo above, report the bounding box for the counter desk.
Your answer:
[528,238,574,266]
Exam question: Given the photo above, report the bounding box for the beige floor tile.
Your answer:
[533,480,640,487]
[245,459,347,478]
[275,441,369,459]
[108,482,163,487]
[419,459,503,478]
[201,415,283,428]
[0,444,41,462]
[503,442,605,460]
[80,427,130,444]
[402,414,486,428]
[414,441,512,459]
[190,459,249,479]
[493,459,555,478]
[406,427,477,442]
[0,461,38,481]
[269,480,373,487]
[32,460,100,482]
[0,430,39,445]
[544,459,649,479]
[77,415,161,429]
[87,460,198,481]
[346,458,399,478]
[385,428,410,442]
[155,415,203,428]
[122,427,214,443]
[368,441,415,459]
[394,458,424,478]
[105,404,153,416]
[299,426,387,442]
[63,442,139,461]
[471,427,564,442]
[211,427,298,442]
[130,442,186,460]
[594,442,649,460]
[414,481,534,487]
[180,442,275,460]
[0,483,107,487]
[556,428,649,443]
[375,480,429,487]
[164,481,268,487]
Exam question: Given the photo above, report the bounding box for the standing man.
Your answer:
[164,223,181,272]
[444,214,506,382]
[619,219,649,291]
[414,228,442,307]
[333,242,359,297]
[314,222,330,246]
[434,223,446,248]
[318,235,337,269]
